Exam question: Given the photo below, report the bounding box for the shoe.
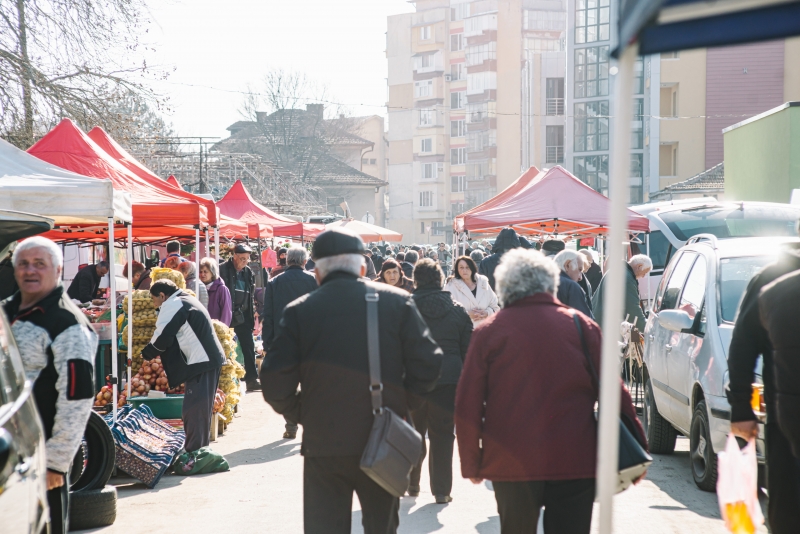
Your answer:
[246,379,262,392]
[407,486,420,497]
[434,495,453,504]
[283,431,296,439]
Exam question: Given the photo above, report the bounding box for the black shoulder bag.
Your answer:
[360,287,423,497]
[572,313,652,494]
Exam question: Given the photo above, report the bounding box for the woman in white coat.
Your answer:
[445,255,499,325]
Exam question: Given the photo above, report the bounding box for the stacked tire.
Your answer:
[68,411,117,531]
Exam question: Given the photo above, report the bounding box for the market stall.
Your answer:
[325,218,402,242]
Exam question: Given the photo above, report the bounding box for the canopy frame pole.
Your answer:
[596,43,638,534]
[195,226,201,295]
[108,218,118,424]
[214,226,220,265]
[127,224,133,400]
[646,233,652,312]
[205,228,210,259]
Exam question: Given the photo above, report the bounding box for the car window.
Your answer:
[697,302,707,336]
[719,256,773,322]
[659,205,800,241]
[647,230,670,271]
[679,256,707,321]
[0,310,24,406]
[654,251,680,310]
[659,253,696,311]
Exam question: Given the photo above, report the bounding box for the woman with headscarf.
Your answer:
[178,261,209,309]
[375,258,414,292]
[445,256,499,326]
[199,257,232,325]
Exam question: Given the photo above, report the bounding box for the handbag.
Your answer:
[359,287,423,498]
[572,314,652,494]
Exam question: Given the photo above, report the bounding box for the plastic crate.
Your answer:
[129,395,184,419]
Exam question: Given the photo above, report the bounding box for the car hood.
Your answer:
[0,210,54,257]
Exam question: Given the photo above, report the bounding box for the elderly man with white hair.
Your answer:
[553,249,593,319]
[260,228,442,534]
[591,254,653,329]
[2,236,97,533]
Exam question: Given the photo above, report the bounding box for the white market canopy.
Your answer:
[0,138,132,226]
[325,218,403,242]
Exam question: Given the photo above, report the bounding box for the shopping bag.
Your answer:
[717,433,764,533]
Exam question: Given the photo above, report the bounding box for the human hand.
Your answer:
[47,470,65,490]
[470,477,483,485]
[731,420,759,440]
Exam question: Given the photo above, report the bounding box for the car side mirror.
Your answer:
[658,309,694,332]
[0,428,12,472]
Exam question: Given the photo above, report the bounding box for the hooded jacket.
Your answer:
[412,288,473,385]
[478,228,521,290]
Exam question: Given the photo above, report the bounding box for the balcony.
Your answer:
[546,146,564,164]
[546,98,564,116]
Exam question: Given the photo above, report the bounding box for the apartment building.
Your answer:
[387,0,566,244]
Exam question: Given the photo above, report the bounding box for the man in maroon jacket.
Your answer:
[455,248,646,533]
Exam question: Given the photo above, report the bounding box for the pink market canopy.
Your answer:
[325,218,403,242]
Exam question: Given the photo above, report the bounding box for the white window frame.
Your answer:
[419,191,434,207]
[450,63,464,81]
[419,109,435,127]
[421,138,433,153]
[451,91,465,110]
[415,80,433,98]
[420,26,431,40]
[451,147,466,165]
[451,119,465,137]
[422,163,437,179]
[451,33,463,51]
[451,175,466,192]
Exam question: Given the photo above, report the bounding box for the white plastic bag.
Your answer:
[717,433,764,533]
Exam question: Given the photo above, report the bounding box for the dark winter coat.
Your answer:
[412,288,473,385]
[577,274,593,312]
[557,272,593,319]
[260,271,443,457]
[205,277,232,326]
[371,254,385,273]
[728,244,800,422]
[478,228,522,290]
[759,268,800,457]
[66,264,102,303]
[585,262,603,291]
[592,263,645,330]
[142,290,225,387]
[0,255,17,301]
[134,269,152,291]
[455,293,645,481]
[401,261,414,280]
[219,259,255,326]
[262,265,318,345]
[364,254,377,279]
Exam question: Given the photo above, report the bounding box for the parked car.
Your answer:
[0,210,54,534]
[641,234,797,491]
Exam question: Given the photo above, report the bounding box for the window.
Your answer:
[467,71,497,95]
[631,99,643,149]
[633,58,644,95]
[415,80,433,98]
[545,126,564,164]
[672,90,678,117]
[451,33,463,51]
[525,37,564,52]
[451,119,466,137]
[661,51,679,59]
[575,0,610,44]
[659,253,696,311]
[420,26,431,40]
[362,158,369,165]
[421,138,432,153]
[468,102,487,122]
[630,154,643,204]
[421,221,426,233]
[466,159,495,181]
[450,63,464,81]
[450,91,465,110]
[422,163,436,179]
[575,46,609,98]
[680,256,707,322]
[421,54,432,69]
[466,42,497,66]
[369,159,376,165]
[419,109,434,126]
[467,130,496,152]
[419,191,434,207]
[546,78,564,115]
[432,221,445,235]
[574,101,609,152]
[573,155,608,194]
[451,3,469,21]
[451,147,467,165]
[524,10,567,31]
[464,13,497,36]
[451,175,466,192]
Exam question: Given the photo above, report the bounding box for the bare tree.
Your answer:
[0,0,162,148]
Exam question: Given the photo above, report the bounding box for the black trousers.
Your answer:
[304,456,399,534]
[183,367,221,452]
[409,384,456,497]
[285,415,298,433]
[47,475,70,533]
[766,421,800,533]
[234,322,258,382]
[493,478,595,534]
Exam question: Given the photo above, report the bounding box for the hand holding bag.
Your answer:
[360,287,423,498]
[572,313,652,494]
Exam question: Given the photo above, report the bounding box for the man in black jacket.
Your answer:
[220,244,261,391]
[262,245,318,439]
[261,228,442,534]
[401,250,417,280]
[66,261,108,303]
[409,259,472,504]
[371,247,384,273]
[478,228,521,290]
[727,242,800,533]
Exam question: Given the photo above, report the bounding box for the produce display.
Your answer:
[129,356,185,397]
[150,267,186,289]
[213,320,246,423]
[121,290,158,375]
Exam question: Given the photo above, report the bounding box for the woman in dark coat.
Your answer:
[553,249,593,319]
[199,257,232,326]
[375,258,414,292]
[409,259,473,503]
[455,248,645,533]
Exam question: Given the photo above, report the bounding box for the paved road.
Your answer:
[86,392,767,533]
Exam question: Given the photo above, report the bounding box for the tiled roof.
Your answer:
[223,110,373,147]
[309,154,387,187]
[650,163,724,201]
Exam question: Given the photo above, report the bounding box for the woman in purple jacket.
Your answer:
[199,258,232,326]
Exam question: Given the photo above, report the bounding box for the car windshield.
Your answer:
[660,205,800,241]
[719,256,774,322]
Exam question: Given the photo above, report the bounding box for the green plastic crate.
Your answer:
[129,395,184,419]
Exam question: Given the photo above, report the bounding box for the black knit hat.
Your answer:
[312,228,365,260]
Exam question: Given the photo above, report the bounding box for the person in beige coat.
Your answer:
[444,256,499,325]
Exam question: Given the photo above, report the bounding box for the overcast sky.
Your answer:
[143,0,414,140]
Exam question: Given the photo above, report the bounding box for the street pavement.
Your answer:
[85,391,768,533]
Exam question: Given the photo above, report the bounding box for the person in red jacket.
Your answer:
[455,248,646,533]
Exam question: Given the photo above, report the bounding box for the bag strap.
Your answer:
[572,313,600,396]
[366,286,383,414]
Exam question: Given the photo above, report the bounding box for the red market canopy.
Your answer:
[454,166,539,232]
[28,119,208,228]
[167,175,183,189]
[456,166,650,237]
[87,127,219,227]
[217,180,323,238]
[219,215,273,240]
[325,218,402,242]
